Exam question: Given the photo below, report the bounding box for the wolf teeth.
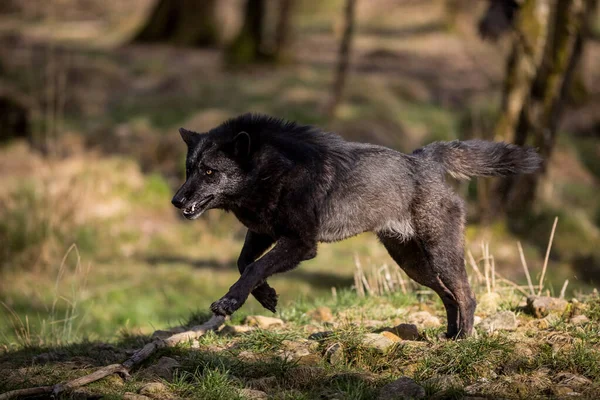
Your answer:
[191,203,196,212]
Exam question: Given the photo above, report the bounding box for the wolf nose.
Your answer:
[171,196,186,209]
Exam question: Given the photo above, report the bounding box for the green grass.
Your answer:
[4,291,600,399]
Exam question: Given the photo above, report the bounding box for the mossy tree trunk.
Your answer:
[492,0,590,217]
[133,0,219,47]
[225,0,295,65]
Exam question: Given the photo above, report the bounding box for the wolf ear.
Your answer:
[179,128,197,146]
[233,131,251,158]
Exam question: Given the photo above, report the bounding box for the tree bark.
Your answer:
[326,0,357,118]
[225,0,267,64]
[273,0,295,61]
[493,0,589,216]
[133,0,219,47]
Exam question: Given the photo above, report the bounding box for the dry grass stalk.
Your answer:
[467,250,484,283]
[538,217,558,295]
[559,280,569,300]
[517,241,535,295]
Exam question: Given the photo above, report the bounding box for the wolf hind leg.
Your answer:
[378,233,474,338]
[238,231,279,312]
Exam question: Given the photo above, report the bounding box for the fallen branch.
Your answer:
[0,315,225,400]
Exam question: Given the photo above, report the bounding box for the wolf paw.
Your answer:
[252,284,278,313]
[210,297,240,316]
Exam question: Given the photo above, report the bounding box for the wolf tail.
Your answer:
[413,139,542,180]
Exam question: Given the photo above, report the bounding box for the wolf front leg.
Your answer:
[211,237,317,316]
[238,231,279,312]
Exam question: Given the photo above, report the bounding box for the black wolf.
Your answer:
[172,113,541,338]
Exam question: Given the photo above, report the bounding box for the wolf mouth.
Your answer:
[182,195,214,219]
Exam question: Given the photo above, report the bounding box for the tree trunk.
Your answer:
[133,0,219,47]
[494,0,551,143]
[225,0,294,65]
[326,0,357,118]
[225,0,267,64]
[494,0,589,216]
[273,0,295,62]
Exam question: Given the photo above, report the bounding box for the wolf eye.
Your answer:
[205,169,213,175]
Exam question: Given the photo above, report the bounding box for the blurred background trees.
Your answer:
[0,0,599,340]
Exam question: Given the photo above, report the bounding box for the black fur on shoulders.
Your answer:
[211,113,350,165]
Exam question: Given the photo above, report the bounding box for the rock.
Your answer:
[423,375,463,392]
[139,382,169,398]
[308,331,333,341]
[478,311,518,332]
[534,313,562,329]
[325,343,344,365]
[358,319,386,328]
[477,292,502,314]
[246,376,277,391]
[555,372,592,389]
[378,376,426,400]
[473,316,482,326]
[239,388,268,399]
[552,385,578,397]
[279,339,319,363]
[407,311,441,328]
[362,333,395,352]
[238,351,262,362]
[381,331,402,342]
[139,357,180,381]
[307,306,334,322]
[570,315,589,326]
[124,393,151,400]
[285,366,328,387]
[220,325,256,335]
[244,315,284,329]
[527,296,568,318]
[390,323,419,340]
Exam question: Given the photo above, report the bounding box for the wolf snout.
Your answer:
[171,195,187,209]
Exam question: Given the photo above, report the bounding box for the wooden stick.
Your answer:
[0,315,225,400]
[538,217,558,296]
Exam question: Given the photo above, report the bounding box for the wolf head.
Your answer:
[171,126,253,220]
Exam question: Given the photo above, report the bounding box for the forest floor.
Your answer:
[1,1,600,399]
[2,288,600,399]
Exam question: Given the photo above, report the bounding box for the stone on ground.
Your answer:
[139,382,170,398]
[378,376,426,400]
[246,376,277,391]
[569,314,589,325]
[407,311,441,328]
[239,388,269,399]
[307,306,334,322]
[362,333,396,352]
[390,323,419,340]
[244,315,284,329]
[325,343,344,365]
[478,311,518,332]
[279,339,320,363]
[477,292,502,314]
[138,357,180,381]
[380,331,402,342]
[423,374,464,392]
[526,296,568,318]
[124,393,151,400]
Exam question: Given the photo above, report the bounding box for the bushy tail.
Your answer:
[413,139,542,180]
